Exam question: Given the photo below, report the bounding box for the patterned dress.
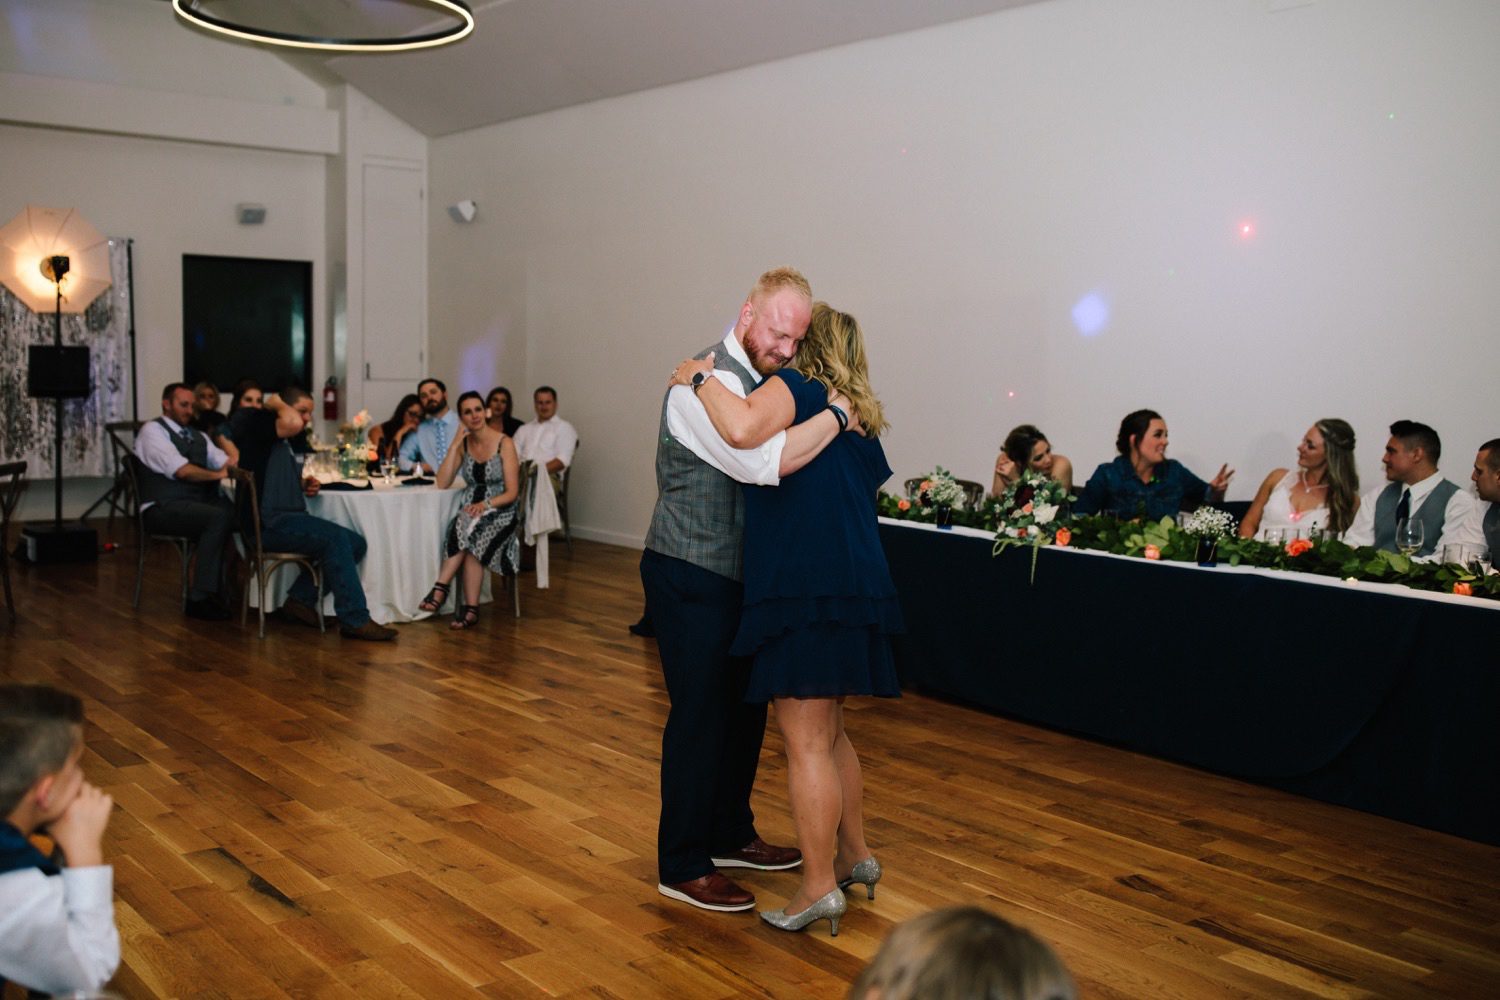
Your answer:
[444,447,521,576]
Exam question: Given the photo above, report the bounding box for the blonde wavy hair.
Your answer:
[793,301,888,438]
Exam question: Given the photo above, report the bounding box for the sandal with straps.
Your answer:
[418,581,450,614]
[450,604,480,630]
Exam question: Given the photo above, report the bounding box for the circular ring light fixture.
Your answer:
[172,0,474,53]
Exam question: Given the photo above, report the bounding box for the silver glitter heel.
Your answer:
[837,856,883,900]
[758,888,848,936]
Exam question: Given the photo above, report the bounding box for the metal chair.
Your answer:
[0,461,28,623]
[494,460,532,619]
[82,420,142,535]
[228,467,324,639]
[124,454,196,610]
[903,476,986,511]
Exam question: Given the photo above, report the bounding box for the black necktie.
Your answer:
[1395,488,1410,524]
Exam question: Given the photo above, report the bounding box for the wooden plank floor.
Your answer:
[2,528,1498,998]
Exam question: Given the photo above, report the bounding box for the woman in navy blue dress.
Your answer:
[673,303,901,936]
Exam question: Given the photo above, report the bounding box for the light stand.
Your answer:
[19,254,98,563]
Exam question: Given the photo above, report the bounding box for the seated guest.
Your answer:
[0,684,120,996]
[228,378,263,413]
[368,394,422,464]
[416,392,521,630]
[134,383,236,621]
[191,379,239,464]
[1238,419,1359,538]
[1073,409,1233,520]
[1473,438,1500,569]
[513,385,578,490]
[398,378,459,475]
[486,385,523,438]
[992,424,1073,496]
[1344,420,1482,558]
[848,906,1076,1000]
[229,388,397,641]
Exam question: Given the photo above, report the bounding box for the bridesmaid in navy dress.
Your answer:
[674,302,901,936]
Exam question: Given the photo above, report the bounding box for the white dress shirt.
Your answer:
[1343,470,1482,558]
[514,415,580,470]
[664,331,787,486]
[133,416,229,511]
[0,866,120,994]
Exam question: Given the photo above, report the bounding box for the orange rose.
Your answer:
[1021,502,1034,514]
[1453,581,1473,597]
[1144,544,1161,560]
[1285,538,1314,557]
[897,498,911,511]
[920,480,932,491]
[1054,527,1071,547]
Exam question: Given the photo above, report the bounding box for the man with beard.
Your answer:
[398,378,460,475]
[641,267,853,912]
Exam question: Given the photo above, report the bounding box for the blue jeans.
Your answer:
[260,513,370,628]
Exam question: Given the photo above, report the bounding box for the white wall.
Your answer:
[0,0,334,425]
[0,123,327,412]
[429,0,1500,548]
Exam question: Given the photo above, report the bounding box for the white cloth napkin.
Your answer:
[523,466,563,588]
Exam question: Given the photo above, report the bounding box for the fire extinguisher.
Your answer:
[323,377,339,421]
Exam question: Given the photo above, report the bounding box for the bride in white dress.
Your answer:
[1239,419,1360,539]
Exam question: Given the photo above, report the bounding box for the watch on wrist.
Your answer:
[690,370,709,392]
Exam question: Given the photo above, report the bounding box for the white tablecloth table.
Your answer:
[252,480,490,624]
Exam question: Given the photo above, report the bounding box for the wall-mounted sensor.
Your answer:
[448,199,478,223]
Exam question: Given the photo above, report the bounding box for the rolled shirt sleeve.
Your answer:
[0,866,120,995]
[664,375,785,486]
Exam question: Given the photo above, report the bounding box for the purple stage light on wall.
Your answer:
[1071,292,1109,337]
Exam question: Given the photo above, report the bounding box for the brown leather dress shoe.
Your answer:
[711,836,802,871]
[279,598,324,629]
[340,620,398,641]
[657,872,755,912]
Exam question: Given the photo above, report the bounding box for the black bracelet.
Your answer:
[828,404,849,432]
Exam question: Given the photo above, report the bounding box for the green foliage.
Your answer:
[878,494,1499,601]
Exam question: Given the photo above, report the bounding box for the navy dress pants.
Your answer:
[640,548,767,885]
[261,513,371,628]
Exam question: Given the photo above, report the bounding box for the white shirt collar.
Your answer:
[721,328,761,385]
[1405,470,1446,503]
[160,414,189,434]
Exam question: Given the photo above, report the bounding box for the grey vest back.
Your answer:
[1484,503,1499,569]
[643,342,759,580]
[1372,478,1458,557]
[137,418,217,505]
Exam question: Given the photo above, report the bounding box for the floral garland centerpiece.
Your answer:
[991,470,1076,581]
[1181,506,1237,565]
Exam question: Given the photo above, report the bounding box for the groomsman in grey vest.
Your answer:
[133,383,235,620]
[641,267,850,913]
[1344,420,1482,558]
[1471,438,1500,570]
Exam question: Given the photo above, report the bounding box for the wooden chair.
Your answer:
[228,467,324,639]
[124,454,195,611]
[557,440,576,557]
[903,476,986,511]
[0,461,27,623]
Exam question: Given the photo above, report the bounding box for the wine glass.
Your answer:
[1395,518,1424,556]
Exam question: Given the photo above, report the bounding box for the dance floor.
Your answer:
[2,531,1497,998]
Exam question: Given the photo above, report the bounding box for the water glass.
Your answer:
[1262,527,1285,546]
[380,459,396,485]
[1395,518,1424,556]
[1443,543,1489,573]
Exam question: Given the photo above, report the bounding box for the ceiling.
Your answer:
[244,0,1046,137]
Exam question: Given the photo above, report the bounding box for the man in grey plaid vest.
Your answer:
[642,267,850,912]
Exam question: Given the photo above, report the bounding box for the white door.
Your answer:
[361,163,425,383]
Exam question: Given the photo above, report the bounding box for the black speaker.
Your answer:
[27,345,92,399]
